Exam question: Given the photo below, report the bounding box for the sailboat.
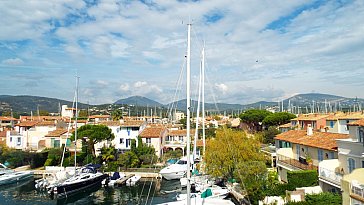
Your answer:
[157,23,234,205]
[48,77,108,199]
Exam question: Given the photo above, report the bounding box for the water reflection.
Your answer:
[0,178,181,205]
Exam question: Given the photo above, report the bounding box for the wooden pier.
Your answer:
[114,174,135,186]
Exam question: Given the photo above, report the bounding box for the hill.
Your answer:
[0,95,88,114]
[114,96,163,107]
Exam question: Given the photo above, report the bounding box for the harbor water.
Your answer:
[0,178,237,205]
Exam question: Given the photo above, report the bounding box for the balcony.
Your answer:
[277,154,318,171]
[351,183,364,203]
[319,167,342,187]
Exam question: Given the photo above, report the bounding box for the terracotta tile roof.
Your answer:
[0,116,18,121]
[275,130,349,151]
[16,121,39,127]
[99,121,121,126]
[348,118,364,127]
[36,121,56,126]
[279,122,292,128]
[89,115,110,119]
[168,129,195,136]
[337,112,364,120]
[120,120,144,127]
[20,116,61,121]
[325,112,347,120]
[296,114,329,121]
[45,129,68,137]
[140,127,166,138]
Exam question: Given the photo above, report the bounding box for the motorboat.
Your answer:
[126,175,141,186]
[50,164,108,199]
[159,156,193,180]
[0,170,34,185]
[102,172,126,187]
[0,163,34,185]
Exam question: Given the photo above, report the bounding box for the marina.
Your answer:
[0,177,238,205]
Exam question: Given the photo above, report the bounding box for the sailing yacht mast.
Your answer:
[186,22,191,205]
[201,45,205,159]
[74,76,79,176]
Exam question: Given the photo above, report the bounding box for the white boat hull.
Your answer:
[0,171,34,185]
[160,170,186,180]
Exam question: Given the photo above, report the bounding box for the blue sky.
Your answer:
[0,0,363,105]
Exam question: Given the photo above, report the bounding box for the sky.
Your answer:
[1,0,364,105]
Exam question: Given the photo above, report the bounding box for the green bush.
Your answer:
[286,192,342,205]
[287,170,318,187]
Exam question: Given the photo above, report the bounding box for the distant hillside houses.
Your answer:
[0,105,241,159]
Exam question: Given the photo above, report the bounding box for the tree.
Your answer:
[240,109,272,131]
[118,151,139,169]
[39,110,49,116]
[204,127,267,204]
[71,124,115,157]
[101,146,116,163]
[262,126,281,144]
[111,109,123,121]
[205,127,265,179]
[262,112,296,127]
[78,110,88,118]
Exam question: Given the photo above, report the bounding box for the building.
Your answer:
[163,129,195,155]
[274,127,349,182]
[341,168,364,205]
[294,114,329,131]
[139,126,168,158]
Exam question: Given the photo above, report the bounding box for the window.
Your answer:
[346,120,350,130]
[359,128,364,143]
[330,121,334,128]
[146,138,151,144]
[120,138,124,144]
[116,128,120,133]
[296,145,300,159]
[318,149,323,161]
[126,139,131,148]
[348,158,356,173]
[329,152,335,159]
[362,161,364,168]
[10,137,12,142]
[131,127,139,131]
[179,136,184,142]
[17,137,21,146]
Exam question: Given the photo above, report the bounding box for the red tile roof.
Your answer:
[36,121,56,126]
[99,121,121,126]
[275,130,349,151]
[0,116,18,121]
[348,118,364,127]
[140,127,166,138]
[45,129,68,137]
[16,121,39,127]
[89,115,110,119]
[120,120,144,127]
[295,114,329,121]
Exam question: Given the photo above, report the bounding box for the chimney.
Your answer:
[307,124,313,136]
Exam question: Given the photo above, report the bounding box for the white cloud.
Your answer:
[2,58,24,65]
[1,1,364,105]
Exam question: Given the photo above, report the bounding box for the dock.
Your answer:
[114,174,134,186]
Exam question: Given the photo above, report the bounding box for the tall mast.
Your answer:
[186,22,191,205]
[202,45,205,159]
[74,76,79,175]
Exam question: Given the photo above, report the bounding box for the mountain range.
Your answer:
[1,93,363,114]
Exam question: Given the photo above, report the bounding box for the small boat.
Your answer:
[126,175,141,186]
[0,163,33,185]
[102,172,126,187]
[159,156,193,180]
[176,186,230,201]
[50,164,108,199]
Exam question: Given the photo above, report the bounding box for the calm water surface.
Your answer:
[0,178,183,205]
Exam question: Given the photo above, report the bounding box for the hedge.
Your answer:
[287,170,318,187]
